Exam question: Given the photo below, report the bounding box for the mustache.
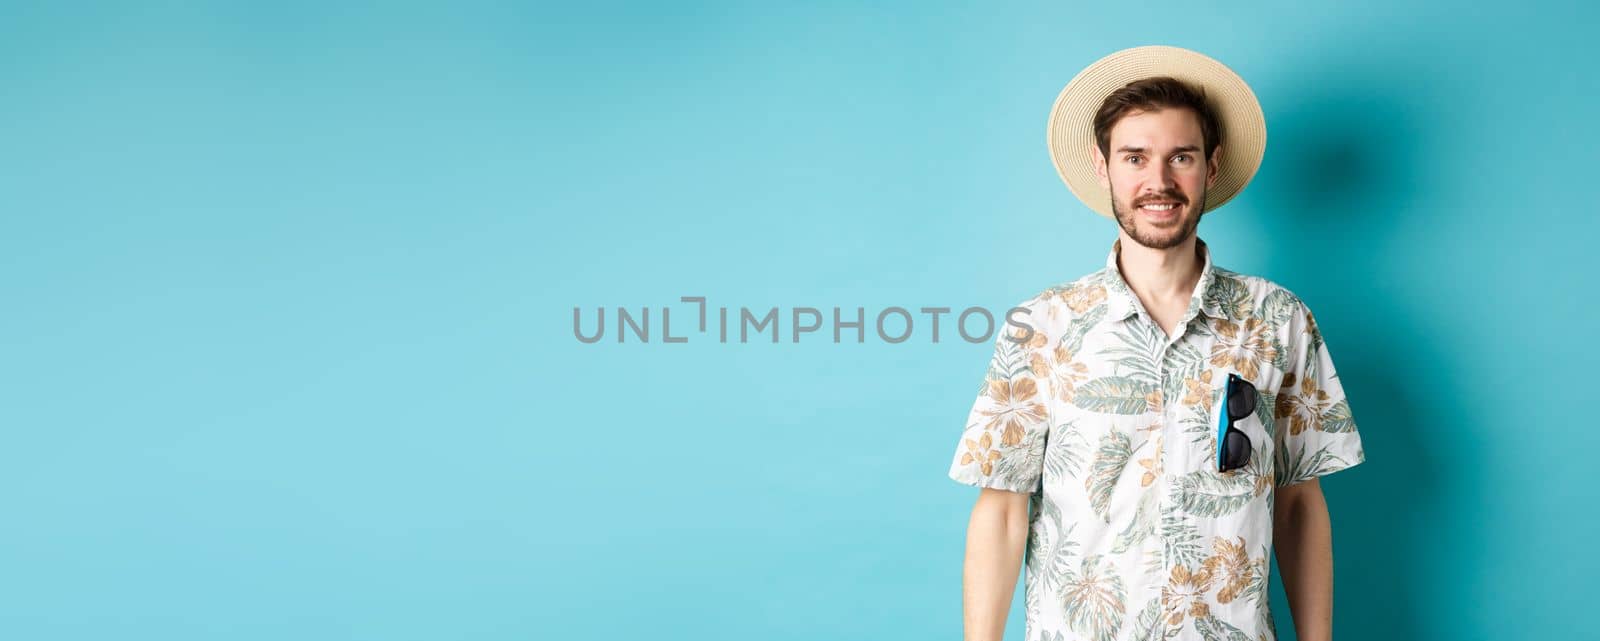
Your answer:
[1133,191,1188,206]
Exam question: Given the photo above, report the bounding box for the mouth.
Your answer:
[1136,201,1185,220]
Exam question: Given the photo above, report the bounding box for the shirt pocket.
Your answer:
[1214,367,1276,483]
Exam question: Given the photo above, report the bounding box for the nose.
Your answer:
[1154,161,1177,189]
[1140,162,1178,198]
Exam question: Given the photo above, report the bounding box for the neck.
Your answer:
[1115,232,1203,303]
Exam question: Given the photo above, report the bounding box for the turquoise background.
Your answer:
[3,2,1596,639]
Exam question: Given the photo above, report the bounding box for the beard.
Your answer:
[1110,185,1206,250]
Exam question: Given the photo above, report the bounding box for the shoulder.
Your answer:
[996,268,1113,346]
[1027,268,1115,317]
[1212,267,1287,299]
[1212,267,1318,333]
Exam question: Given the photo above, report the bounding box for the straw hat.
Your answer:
[1046,45,1266,218]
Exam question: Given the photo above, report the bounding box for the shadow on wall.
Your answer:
[1247,52,1486,641]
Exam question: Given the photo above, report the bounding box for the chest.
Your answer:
[1143,297,1191,341]
[1036,313,1292,489]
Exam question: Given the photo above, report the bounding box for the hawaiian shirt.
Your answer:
[947,237,1364,641]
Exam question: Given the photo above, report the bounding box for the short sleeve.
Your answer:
[947,322,1051,494]
[1272,302,1365,487]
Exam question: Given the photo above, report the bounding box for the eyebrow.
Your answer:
[1115,145,1202,155]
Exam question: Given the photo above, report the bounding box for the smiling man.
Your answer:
[948,47,1365,641]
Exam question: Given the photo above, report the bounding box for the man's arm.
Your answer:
[1274,478,1334,641]
[962,487,1032,641]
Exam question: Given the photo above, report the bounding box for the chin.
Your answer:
[1112,201,1201,250]
[1129,224,1195,250]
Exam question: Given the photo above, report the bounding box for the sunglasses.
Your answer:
[1215,373,1256,473]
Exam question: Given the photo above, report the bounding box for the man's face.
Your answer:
[1091,107,1222,250]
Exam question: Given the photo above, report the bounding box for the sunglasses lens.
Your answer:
[1228,379,1257,420]
[1223,430,1250,470]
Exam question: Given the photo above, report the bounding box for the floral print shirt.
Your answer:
[947,238,1364,641]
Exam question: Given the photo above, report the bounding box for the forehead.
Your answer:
[1107,107,1204,149]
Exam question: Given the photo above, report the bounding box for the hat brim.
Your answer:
[1046,45,1266,218]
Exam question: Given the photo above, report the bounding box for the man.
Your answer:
[948,46,1364,641]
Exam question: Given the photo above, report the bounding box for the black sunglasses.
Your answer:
[1216,373,1256,473]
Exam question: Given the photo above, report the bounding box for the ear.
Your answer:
[1089,144,1110,189]
[1205,145,1223,189]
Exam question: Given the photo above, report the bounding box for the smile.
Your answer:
[1139,201,1190,218]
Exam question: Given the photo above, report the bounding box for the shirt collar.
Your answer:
[1102,237,1225,323]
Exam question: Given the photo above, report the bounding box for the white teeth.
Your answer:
[1142,203,1177,211]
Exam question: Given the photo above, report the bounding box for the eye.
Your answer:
[1125,155,1144,165]
[1172,154,1193,165]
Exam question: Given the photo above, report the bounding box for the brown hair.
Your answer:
[1092,76,1222,161]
